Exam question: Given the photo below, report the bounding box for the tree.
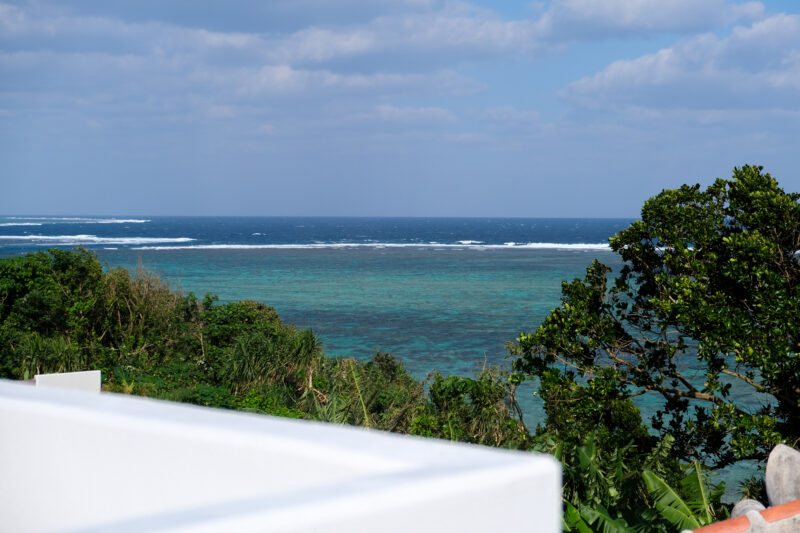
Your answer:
[0,248,105,378]
[511,165,799,468]
[410,369,530,448]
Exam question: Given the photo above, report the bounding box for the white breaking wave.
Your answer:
[94,219,151,224]
[4,217,150,224]
[0,235,194,245]
[0,222,43,226]
[7,217,85,221]
[457,240,484,245]
[131,242,610,251]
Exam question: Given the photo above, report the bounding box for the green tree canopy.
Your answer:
[512,165,799,468]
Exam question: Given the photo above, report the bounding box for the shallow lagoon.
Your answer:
[96,247,614,380]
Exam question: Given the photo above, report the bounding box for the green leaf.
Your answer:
[642,469,701,530]
[681,461,712,524]
[582,504,634,533]
[563,501,594,533]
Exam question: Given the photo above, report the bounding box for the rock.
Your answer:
[766,444,800,506]
[732,498,765,518]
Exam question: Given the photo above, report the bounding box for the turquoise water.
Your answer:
[96,247,615,379]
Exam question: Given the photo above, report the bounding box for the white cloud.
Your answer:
[0,0,768,93]
[446,132,486,143]
[378,6,536,52]
[369,104,456,123]
[258,123,276,135]
[0,1,490,105]
[0,2,266,60]
[536,0,764,39]
[260,0,770,66]
[0,3,26,32]
[268,5,539,64]
[270,27,378,62]
[768,51,800,89]
[562,14,800,110]
[186,28,263,50]
[229,65,473,97]
[206,104,237,119]
[482,106,540,122]
[1,1,539,69]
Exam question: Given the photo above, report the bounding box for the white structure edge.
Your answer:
[0,379,561,532]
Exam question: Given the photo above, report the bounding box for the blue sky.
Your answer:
[1,0,798,216]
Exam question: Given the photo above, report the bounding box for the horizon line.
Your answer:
[0,214,639,220]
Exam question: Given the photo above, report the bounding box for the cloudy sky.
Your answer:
[1,0,798,216]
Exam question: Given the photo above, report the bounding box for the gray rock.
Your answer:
[732,498,765,518]
[766,443,800,507]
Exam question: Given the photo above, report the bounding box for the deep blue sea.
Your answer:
[0,215,764,496]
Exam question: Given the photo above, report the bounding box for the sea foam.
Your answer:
[94,219,151,224]
[131,242,610,251]
[0,223,43,226]
[0,235,194,245]
[4,217,150,224]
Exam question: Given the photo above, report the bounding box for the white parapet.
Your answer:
[34,370,102,392]
[0,379,561,533]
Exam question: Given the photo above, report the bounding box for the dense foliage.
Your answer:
[511,165,797,529]
[512,165,799,466]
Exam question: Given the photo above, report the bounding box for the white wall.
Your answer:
[0,379,561,533]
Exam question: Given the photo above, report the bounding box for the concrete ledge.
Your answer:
[0,379,561,532]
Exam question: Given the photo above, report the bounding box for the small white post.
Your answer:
[34,370,101,392]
